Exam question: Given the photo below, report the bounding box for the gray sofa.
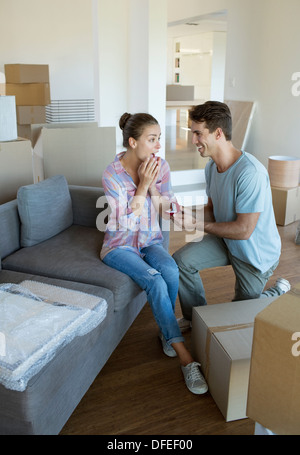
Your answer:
[0,175,169,435]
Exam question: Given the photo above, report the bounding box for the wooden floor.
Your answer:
[60,221,300,436]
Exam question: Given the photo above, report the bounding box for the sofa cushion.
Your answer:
[17,175,73,247]
[2,225,144,312]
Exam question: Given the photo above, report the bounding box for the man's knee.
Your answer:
[172,246,189,269]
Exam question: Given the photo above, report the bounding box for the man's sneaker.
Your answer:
[159,332,177,357]
[181,362,208,395]
[177,317,192,331]
[276,278,291,294]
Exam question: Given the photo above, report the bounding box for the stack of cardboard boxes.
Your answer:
[268,156,300,226]
[5,64,50,141]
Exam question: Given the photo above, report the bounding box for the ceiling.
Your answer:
[168,10,228,37]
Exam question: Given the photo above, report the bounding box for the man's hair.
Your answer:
[189,101,232,141]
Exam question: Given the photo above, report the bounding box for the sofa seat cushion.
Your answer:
[2,225,144,312]
[17,175,73,247]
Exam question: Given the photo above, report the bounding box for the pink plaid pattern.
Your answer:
[100,152,177,259]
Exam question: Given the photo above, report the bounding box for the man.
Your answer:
[173,101,290,326]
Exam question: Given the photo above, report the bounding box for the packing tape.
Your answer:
[204,322,254,380]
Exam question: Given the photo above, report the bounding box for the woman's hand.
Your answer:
[138,156,159,190]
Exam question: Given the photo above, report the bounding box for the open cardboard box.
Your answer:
[192,296,277,422]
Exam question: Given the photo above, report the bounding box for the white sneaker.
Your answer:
[181,362,208,395]
[276,278,291,294]
[177,317,192,331]
[159,332,177,357]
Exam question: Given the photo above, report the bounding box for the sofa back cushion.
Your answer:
[0,199,21,260]
[17,175,73,247]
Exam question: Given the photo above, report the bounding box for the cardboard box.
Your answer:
[40,126,116,186]
[271,186,300,225]
[247,283,300,435]
[0,138,33,204]
[16,106,46,125]
[192,297,277,422]
[4,64,49,83]
[6,83,50,106]
[166,85,195,101]
[16,121,98,149]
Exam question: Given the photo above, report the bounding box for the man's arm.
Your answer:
[173,197,260,240]
[204,213,260,242]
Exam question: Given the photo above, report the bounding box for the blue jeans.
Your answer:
[102,244,184,346]
[173,234,281,321]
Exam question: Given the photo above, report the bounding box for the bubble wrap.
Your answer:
[0,282,107,391]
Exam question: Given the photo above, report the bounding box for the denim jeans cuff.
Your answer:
[167,335,185,345]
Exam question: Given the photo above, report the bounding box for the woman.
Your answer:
[101,112,207,395]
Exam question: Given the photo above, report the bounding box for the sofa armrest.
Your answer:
[69,185,106,228]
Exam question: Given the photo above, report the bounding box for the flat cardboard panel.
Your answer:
[271,186,300,225]
[16,106,46,125]
[5,64,49,83]
[0,139,33,203]
[225,100,254,150]
[192,297,277,421]
[6,83,50,106]
[40,126,116,186]
[247,283,300,435]
[31,122,99,182]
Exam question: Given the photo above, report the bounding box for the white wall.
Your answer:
[95,0,167,152]
[168,0,300,167]
[0,0,94,100]
[0,0,167,155]
[2,0,300,169]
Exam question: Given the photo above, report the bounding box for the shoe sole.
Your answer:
[186,384,208,395]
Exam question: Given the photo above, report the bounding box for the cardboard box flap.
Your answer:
[214,327,254,361]
[255,283,300,332]
[197,297,275,328]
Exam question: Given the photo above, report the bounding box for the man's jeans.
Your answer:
[173,234,281,321]
[102,244,184,346]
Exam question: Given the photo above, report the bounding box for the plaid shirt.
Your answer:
[100,152,177,259]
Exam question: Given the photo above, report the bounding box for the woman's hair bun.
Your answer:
[119,113,131,130]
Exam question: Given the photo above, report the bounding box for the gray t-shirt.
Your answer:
[205,151,281,273]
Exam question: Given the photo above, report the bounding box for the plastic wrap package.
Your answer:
[0,282,107,391]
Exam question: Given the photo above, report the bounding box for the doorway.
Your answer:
[166,10,228,180]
